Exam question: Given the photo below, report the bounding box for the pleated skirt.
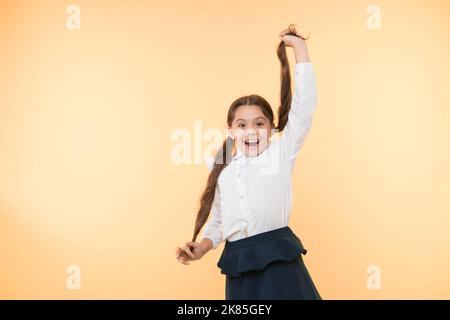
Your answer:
[217,226,322,300]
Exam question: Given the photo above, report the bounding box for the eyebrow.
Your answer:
[235,117,267,122]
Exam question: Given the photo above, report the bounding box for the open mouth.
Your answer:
[244,139,259,147]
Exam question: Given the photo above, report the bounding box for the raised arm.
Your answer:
[278,35,318,162]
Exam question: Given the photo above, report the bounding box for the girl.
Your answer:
[176,24,321,300]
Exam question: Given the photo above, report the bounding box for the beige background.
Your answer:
[0,0,449,299]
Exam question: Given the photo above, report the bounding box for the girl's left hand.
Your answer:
[279,25,307,48]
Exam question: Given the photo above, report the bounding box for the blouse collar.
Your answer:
[233,147,244,161]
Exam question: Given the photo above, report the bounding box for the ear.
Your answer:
[269,123,276,137]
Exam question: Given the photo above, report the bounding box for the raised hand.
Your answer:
[279,24,310,63]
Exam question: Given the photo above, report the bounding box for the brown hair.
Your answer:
[191,24,309,243]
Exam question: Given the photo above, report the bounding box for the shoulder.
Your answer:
[265,135,288,162]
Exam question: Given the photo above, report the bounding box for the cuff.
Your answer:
[203,236,220,250]
[295,62,313,74]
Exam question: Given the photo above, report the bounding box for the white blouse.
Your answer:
[202,62,318,249]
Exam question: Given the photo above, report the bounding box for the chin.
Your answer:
[245,145,267,157]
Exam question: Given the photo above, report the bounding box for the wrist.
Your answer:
[294,48,310,63]
[200,238,213,253]
[293,41,307,50]
[292,42,309,62]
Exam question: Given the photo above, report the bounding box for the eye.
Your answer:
[238,123,246,128]
[257,122,264,126]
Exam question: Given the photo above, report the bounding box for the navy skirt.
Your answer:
[217,226,322,300]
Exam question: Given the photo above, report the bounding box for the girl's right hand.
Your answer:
[175,241,206,265]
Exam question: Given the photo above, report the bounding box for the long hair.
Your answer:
[191,24,309,243]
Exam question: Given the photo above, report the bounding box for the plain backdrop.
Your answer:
[0,0,449,299]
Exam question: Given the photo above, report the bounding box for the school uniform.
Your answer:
[203,62,321,300]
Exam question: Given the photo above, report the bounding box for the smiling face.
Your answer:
[229,104,274,157]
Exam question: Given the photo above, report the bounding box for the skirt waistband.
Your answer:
[218,226,308,277]
[224,226,294,250]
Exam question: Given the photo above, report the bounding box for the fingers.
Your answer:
[175,242,200,266]
[279,29,288,37]
[175,246,183,259]
[288,24,298,33]
[279,29,290,39]
[176,247,191,265]
[180,255,190,265]
[279,25,297,36]
[182,244,195,258]
[279,24,301,40]
[186,241,201,248]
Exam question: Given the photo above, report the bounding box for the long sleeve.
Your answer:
[201,184,223,249]
[279,62,318,162]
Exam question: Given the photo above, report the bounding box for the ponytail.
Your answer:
[276,24,310,131]
[191,136,234,243]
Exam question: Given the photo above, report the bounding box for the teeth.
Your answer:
[245,140,259,146]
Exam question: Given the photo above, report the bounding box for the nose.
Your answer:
[245,127,258,138]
